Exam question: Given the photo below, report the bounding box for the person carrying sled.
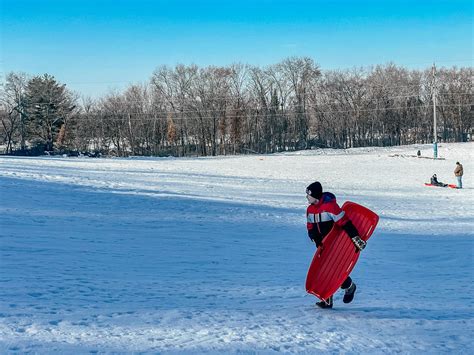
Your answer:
[306,181,366,309]
[430,174,447,187]
[454,162,463,188]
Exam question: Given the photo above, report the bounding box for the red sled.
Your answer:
[305,201,379,302]
[424,183,458,189]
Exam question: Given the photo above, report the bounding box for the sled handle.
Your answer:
[366,225,373,237]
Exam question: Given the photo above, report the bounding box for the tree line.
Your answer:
[1,58,472,156]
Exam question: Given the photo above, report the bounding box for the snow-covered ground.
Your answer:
[0,142,473,353]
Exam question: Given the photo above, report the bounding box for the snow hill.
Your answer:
[0,142,473,353]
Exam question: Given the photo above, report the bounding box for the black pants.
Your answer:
[341,276,352,289]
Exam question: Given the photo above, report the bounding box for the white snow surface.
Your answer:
[0,142,473,353]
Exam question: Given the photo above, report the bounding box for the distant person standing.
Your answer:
[417,150,421,157]
[454,162,463,188]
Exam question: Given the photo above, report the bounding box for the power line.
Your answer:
[15,88,474,104]
[18,92,473,115]
[63,103,472,121]
[4,77,471,103]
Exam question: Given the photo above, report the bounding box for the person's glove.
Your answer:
[351,235,366,252]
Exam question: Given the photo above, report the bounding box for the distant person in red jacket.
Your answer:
[306,181,366,309]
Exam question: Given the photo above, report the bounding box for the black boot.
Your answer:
[316,295,333,309]
[343,282,356,303]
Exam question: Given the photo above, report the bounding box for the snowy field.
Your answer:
[0,142,473,353]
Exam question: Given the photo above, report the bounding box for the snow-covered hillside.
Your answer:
[0,143,473,353]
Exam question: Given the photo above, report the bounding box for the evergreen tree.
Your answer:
[24,74,76,152]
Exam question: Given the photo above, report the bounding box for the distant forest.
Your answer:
[1,57,472,156]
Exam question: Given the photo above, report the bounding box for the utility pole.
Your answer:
[19,91,26,151]
[432,63,438,159]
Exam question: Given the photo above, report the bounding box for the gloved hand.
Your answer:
[351,235,366,251]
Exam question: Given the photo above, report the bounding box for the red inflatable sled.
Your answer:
[305,201,379,302]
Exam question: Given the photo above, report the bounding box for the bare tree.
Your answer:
[37,59,471,158]
[0,72,29,153]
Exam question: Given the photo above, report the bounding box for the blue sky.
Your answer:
[1,0,472,97]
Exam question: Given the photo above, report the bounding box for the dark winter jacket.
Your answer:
[306,192,359,246]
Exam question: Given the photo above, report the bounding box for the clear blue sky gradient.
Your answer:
[1,0,472,97]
